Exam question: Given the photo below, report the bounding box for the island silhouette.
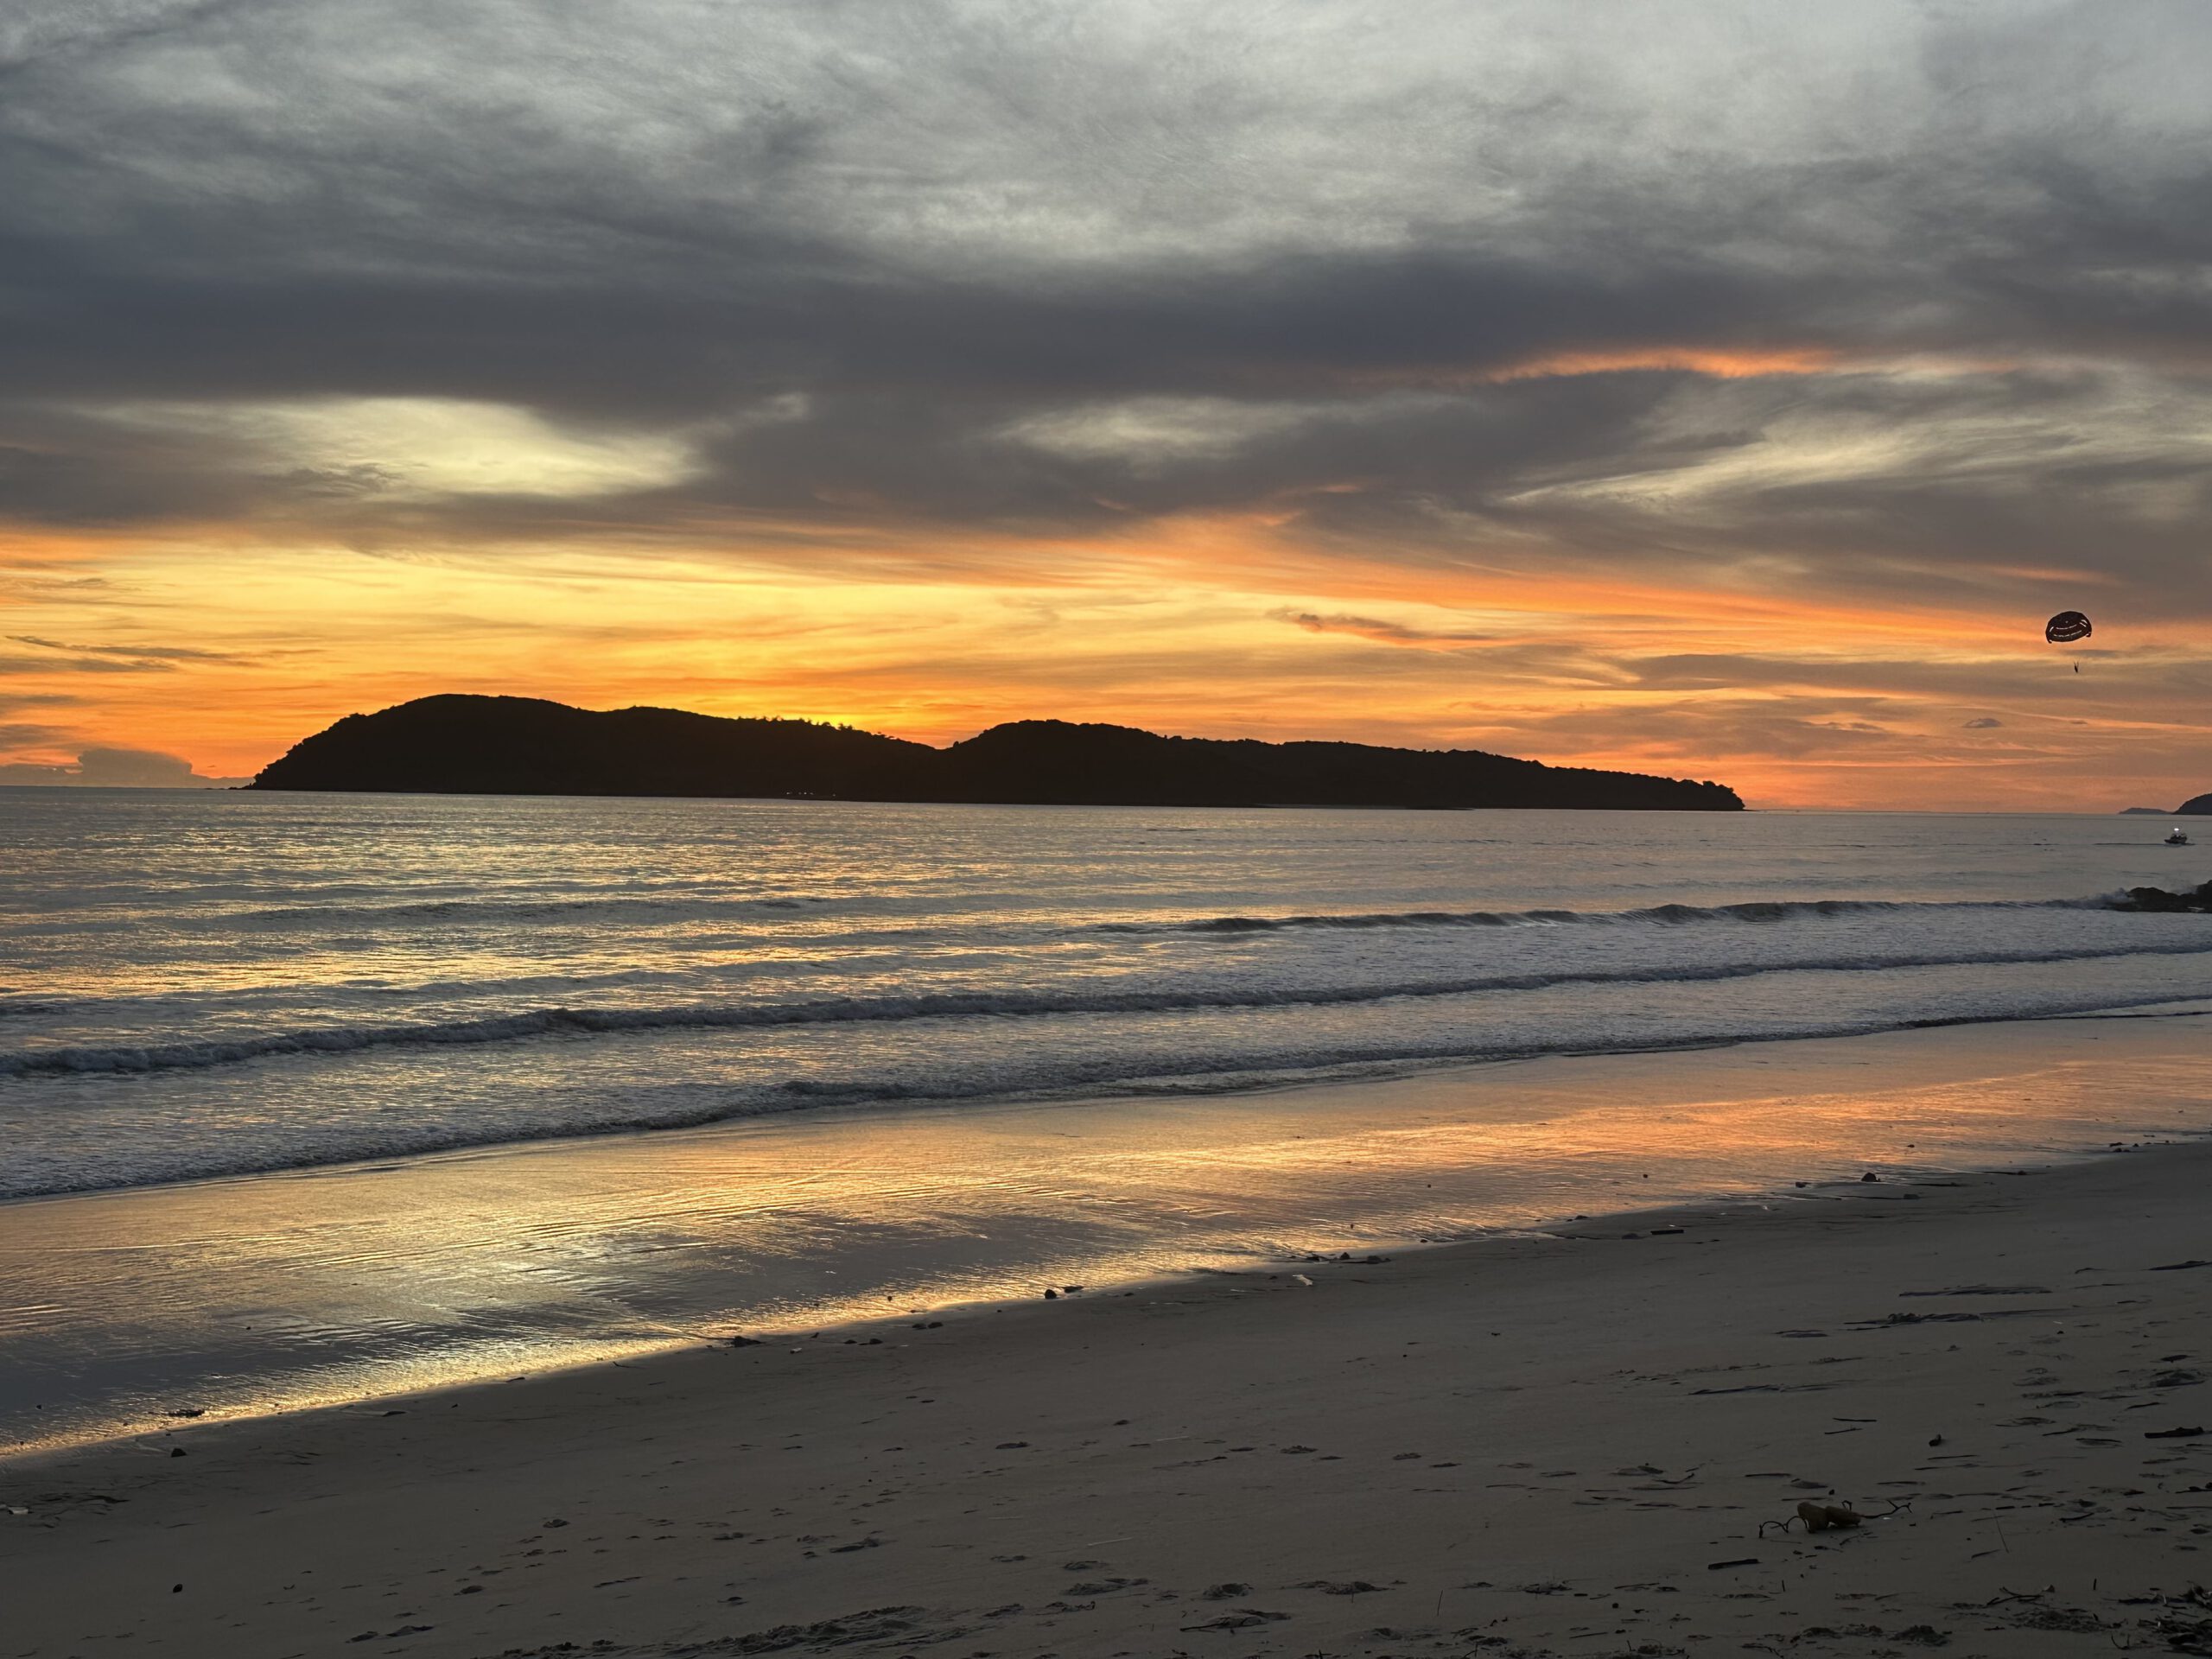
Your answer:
[249,694,1745,810]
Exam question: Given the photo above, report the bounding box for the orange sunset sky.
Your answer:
[3,2,2208,811]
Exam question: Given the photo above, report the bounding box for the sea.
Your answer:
[3,788,2209,1453]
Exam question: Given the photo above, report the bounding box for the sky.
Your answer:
[2,0,2209,808]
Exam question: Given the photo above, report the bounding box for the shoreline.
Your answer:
[7,991,2209,1211]
[7,1006,2212,1463]
[12,1119,2212,1654]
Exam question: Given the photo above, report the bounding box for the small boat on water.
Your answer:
[2167,827,2193,846]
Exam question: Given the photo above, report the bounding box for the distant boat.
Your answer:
[2167,827,2192,846]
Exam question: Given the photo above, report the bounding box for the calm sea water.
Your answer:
[4,788,2212,1454]
[3,789,2209,1201]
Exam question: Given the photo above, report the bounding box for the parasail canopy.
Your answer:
[2045,610,2092,644]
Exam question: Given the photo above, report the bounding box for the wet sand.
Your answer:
[9,1010,2209,1459]
[10,1103,2212,1655]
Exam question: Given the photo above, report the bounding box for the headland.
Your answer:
[248,695,1743,810]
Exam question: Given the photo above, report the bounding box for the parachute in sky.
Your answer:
[2045,610,2093,644]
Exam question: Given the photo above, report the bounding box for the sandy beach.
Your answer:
[11,0,2212,1651]
[11,1114,2212,1657]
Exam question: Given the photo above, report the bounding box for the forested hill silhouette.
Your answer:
[249,695,1745,810]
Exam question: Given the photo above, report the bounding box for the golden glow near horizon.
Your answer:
[6,4,2210,810]
[4,435,2202,810]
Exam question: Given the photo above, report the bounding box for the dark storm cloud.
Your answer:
[649,372,1698,528]
[3,0,2211,609]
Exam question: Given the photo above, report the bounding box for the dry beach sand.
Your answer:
[12,1116,2212,1657]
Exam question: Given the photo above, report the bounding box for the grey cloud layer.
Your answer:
[3,0,2211,609]
[0,745,246,785]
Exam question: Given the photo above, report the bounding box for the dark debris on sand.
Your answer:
[484,1604,936,1655]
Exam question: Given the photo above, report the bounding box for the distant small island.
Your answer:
[2121,794,2212,816]
[249,695,1744,811]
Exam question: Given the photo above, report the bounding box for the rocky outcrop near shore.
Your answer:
[2114,880,2212,912]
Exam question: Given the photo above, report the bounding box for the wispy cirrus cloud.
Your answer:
[1270,610,1503,650]
[10,634,238,663]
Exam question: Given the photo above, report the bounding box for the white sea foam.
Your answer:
[1099,894,2120,933]
[5,929,2209,1083]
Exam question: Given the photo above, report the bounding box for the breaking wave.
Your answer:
[1100,895,2121,934]
[9,929,2209,1081]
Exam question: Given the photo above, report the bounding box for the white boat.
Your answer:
[2167,827,2192,846]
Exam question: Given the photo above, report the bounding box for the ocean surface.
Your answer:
[4,788,2212,1455]
[3,789,2209,1200]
